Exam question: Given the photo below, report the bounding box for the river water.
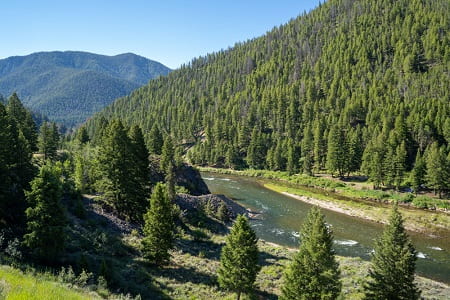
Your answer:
[201,172,450,284]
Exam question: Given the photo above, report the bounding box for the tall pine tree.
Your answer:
[128,125,150,222]
[410,150,426,194]
[281,206,341,300]
[218,215,260,300]
[142,183,175,264]
[96,119,141,220]
[23,164,66,262]
[148,124,164,155]
[364,203,420,299]
[425,142,449,198]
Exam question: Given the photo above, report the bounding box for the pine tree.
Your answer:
[142,183,175,264]
[313,118,326,172]
[0,102,34,229]
[326,124,349,177]
[96,119,136,219]
[23,164,66,262]
[347,127,363,174]
[410,150,426,194]
[281,206,341,300]
[425,142,449,198]
[160,136,175,173]
[128,125,150,221]
[246,127,266,169]
[393,142,407,190]
[301,124,314,176]
[287,140,300,175]
[6,93,38,152]
[38,122,59,160]
[364,203,421,299]
[362,136,385,189]
[76,126,90,144]
[148,124,164,155]
[218,215,260,300]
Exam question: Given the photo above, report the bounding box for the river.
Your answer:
[201,172,450,284]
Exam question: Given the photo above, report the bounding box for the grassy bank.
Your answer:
[0,266,101,299]
[1,229,448,300]
[198,167,450,235]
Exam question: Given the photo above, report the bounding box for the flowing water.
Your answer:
[202,172,450,284]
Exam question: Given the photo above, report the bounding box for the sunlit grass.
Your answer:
[0,266,99,300]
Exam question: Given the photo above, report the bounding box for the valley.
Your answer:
[1,0,449,299]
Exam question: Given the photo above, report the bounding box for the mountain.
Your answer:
[87,0,449,184]
[0,51,171,127]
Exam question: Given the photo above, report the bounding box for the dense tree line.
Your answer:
[0,94,37,231]
[87,0,450,196]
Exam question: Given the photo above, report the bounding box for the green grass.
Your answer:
[0,266,100,300]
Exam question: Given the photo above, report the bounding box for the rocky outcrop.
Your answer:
[148,156,209,196]
[175,193,247,220]
[175,165,210,196]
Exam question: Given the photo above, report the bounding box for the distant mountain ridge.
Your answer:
[0,51,171,127]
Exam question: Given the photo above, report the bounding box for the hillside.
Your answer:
[0,51,171,127]
[2,199,449,300]
[87,0,449,193]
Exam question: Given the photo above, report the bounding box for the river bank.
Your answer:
[199,167,450,236]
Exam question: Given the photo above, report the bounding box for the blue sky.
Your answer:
[2,1,322,69]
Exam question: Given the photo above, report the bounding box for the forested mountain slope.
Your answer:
[0,51,171,127]
[88,0,450,188]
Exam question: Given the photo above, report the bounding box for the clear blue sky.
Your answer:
[1,1,322,69]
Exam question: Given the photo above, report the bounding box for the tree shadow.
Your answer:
[176,234,223,261]
[259,250,287,267]
[64,198,165,299]
[150,264,217,286]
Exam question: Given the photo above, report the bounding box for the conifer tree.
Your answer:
[218,215,260,300]
[6,93,38,152]
[128,125,150,220]
[23,164,66,262]
[364,203,421,299]
[148,124,164,155]
[142,183,175,264]
[326,124,347,177]
[287,140,300,175]
[301,124,314,175]
[393,142,407,190]
[38,122,59,160]
[0,102,34,229]
[281,206,341,300]
[410,150,426,194]
[160,135,175,173]
[96,119,137,219]
[425,142,449,198]
[313,118,326,172]
[76,126,90,144]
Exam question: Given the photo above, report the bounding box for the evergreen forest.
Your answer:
[87,0,450,197]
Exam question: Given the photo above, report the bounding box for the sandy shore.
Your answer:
[281,191,387,223]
